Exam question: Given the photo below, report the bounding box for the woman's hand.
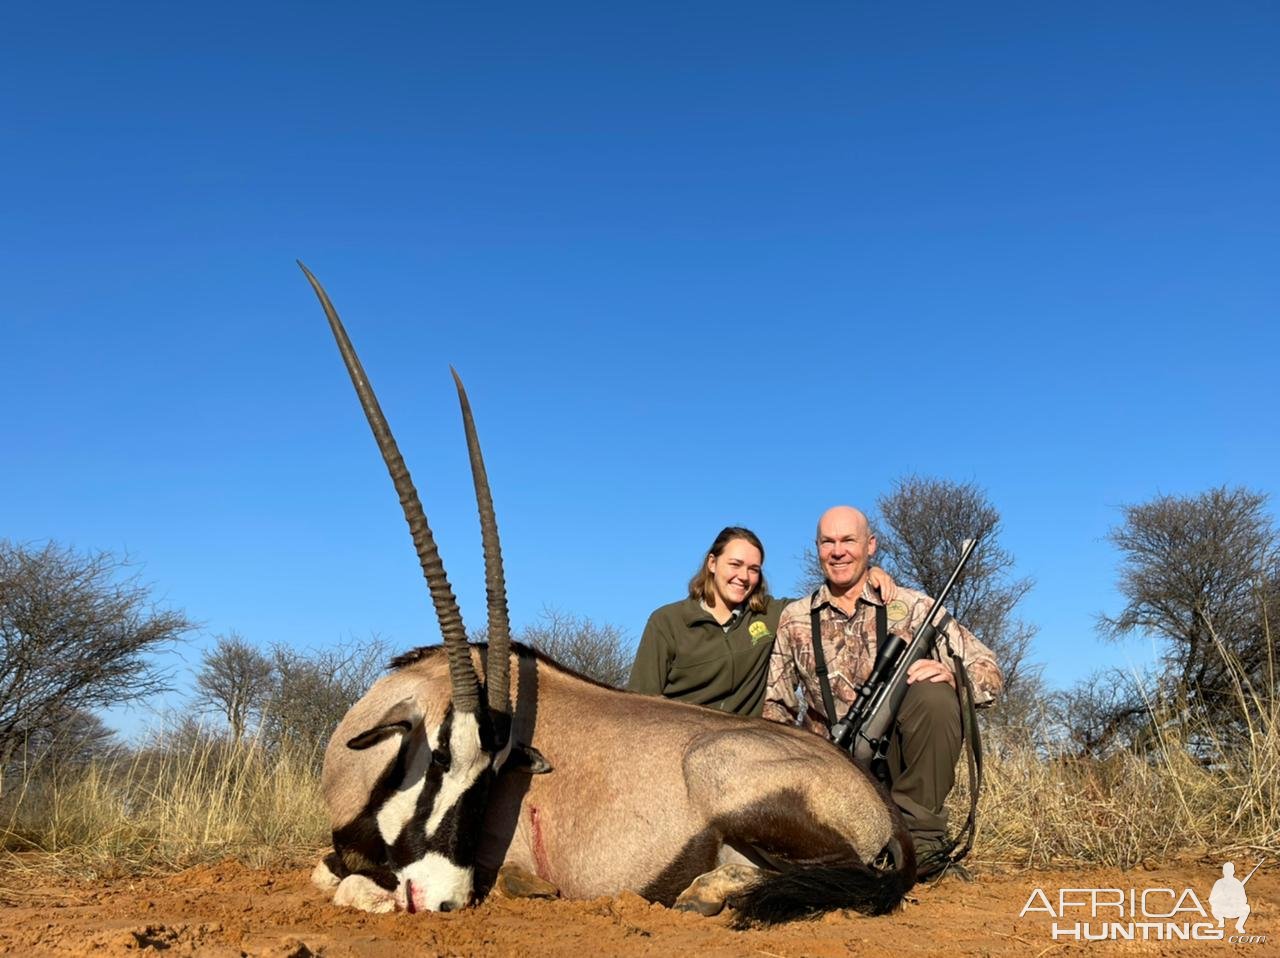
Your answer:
[868,565,897,602]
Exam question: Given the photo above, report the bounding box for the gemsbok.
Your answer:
[300,264,915,925]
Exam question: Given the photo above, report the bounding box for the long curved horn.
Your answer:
[298,261,480,713]
[450,368,511,719]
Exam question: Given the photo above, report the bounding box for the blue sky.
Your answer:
[4,3,1277,735]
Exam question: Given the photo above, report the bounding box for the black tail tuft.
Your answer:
[727,861,912,928]
[727,835,915,928]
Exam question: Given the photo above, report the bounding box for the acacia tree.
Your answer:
[520,608,632,688]
[0,706,117,778]
[875,476,1042,729]
[1047,668,1151,757]
[469,608,632,687]
[0,541,192,762]
[261,635,389,761]
[1097,486,1278,745]
[194,632,275,740]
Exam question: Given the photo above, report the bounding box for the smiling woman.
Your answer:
[627,527,895,717]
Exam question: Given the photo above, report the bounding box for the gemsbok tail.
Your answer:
[727,832,916,927]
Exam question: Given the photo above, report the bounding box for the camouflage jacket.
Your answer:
[761,581,1003,735]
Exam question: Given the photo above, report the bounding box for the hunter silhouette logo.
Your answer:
[1209,860,1262,934]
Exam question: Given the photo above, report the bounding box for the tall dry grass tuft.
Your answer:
[963,617,1280,866]
[1,723,328,875]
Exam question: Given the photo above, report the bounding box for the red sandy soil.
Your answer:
[0,857,1273,957]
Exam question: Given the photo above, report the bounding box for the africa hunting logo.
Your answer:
[1019,859,1267,944]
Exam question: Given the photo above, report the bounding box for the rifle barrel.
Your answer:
[917,536,980,637]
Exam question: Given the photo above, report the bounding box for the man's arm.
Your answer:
[626,611,674,696]
[761,604,803,724]
[899,592,1003,705]
[938,613,1003,706]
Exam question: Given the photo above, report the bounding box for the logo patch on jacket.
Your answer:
[886,600,910,624]
[749,620,772,644]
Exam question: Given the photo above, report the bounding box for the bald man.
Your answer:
[762,506,1003,879]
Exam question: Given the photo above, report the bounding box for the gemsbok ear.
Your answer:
[345,696,423,750]
[505,744,553,774]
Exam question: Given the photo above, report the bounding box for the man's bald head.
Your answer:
[816,506,871,543]
[816,506,877,596]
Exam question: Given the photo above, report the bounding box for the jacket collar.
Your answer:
[809,579,885,613]
[680,596,743,627]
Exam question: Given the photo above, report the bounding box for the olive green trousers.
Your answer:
[885,679,963,843]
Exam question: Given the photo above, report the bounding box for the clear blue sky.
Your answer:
[4,2,1277,735]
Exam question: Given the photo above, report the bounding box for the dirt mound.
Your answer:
[0,858,1271,956]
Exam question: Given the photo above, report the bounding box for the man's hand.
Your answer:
[868,566,897,602]
[906,658,955,688]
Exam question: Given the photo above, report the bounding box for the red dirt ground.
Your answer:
[0,857,1273,956]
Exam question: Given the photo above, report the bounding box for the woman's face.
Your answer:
[707,538,763,610]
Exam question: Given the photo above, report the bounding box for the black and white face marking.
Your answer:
[337,706,497,913]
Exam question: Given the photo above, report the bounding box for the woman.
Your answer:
[627,526,894,717]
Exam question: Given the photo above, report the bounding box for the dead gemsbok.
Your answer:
[300,264,915,925]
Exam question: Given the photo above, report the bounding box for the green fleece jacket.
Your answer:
[626,596,791,717]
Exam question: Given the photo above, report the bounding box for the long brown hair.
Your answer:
[687,526,770,614]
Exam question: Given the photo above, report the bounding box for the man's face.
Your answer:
[817,513,876,592]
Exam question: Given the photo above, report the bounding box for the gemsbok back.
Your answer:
[300,264,916,925]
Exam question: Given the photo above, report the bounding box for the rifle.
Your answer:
[1241,859,1265,885]
[828,536,980,782]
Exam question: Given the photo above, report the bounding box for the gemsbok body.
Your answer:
[300,264,915,924]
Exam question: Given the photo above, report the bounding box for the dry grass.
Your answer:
[0,727,328,876]
[962,624,1280,867]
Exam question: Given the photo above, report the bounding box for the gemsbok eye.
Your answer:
[430,747,451,767]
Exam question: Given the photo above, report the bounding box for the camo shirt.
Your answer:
[761,581,1003,735]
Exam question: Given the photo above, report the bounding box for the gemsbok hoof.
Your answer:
[674,863,763,917]
[494,864,559,900]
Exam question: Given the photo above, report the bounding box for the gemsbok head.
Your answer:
[300,263,541,913]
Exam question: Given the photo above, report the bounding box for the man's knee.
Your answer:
[899,680,961,735]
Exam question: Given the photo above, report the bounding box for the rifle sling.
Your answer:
[808,591,887,735]
[946,633,984,867]
[808,592,839,730]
